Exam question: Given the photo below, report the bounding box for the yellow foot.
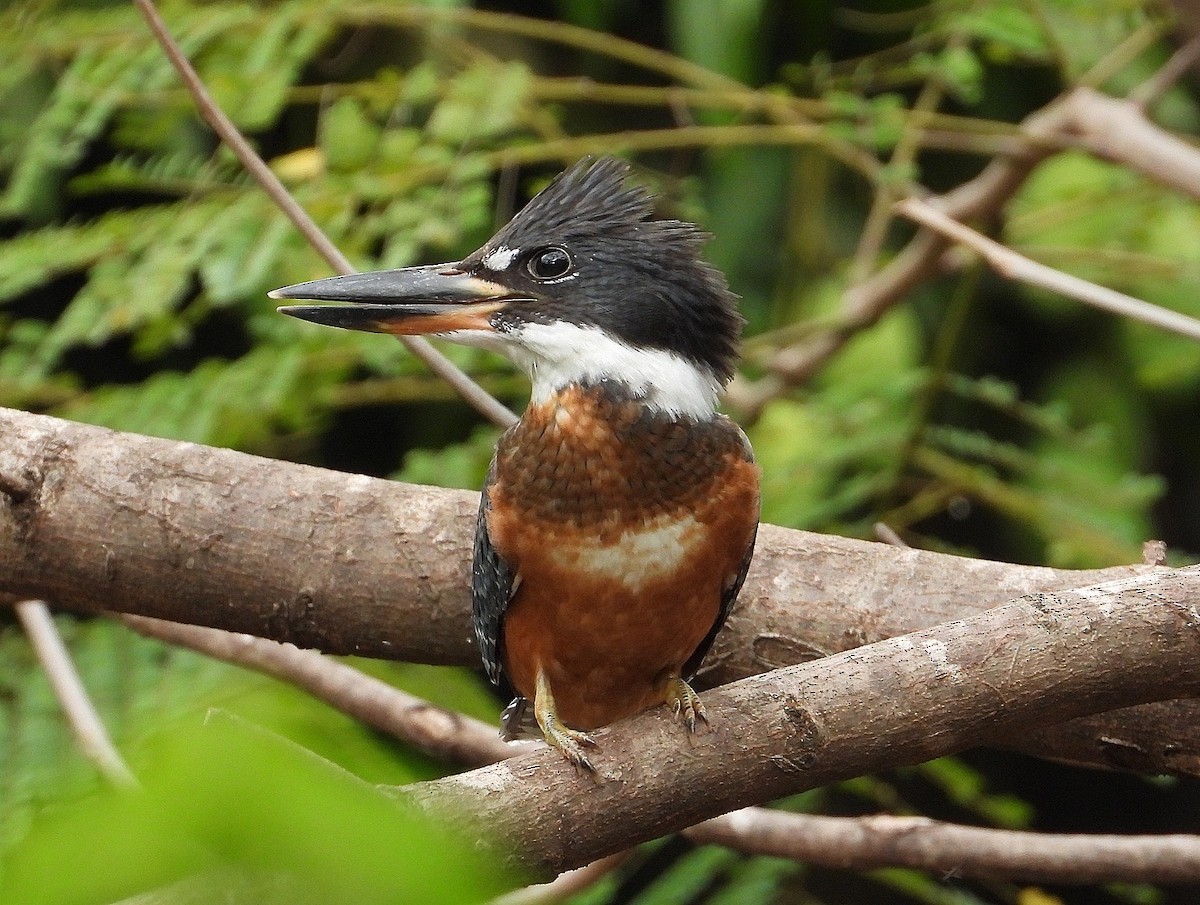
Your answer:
[534,668,599,772]
[665,675,709,733]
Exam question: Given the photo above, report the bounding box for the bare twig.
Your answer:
[15,600,137,788]
[1129,36,1200,110]
[896,196,1200,343]
[489,853,630,905]
[872,522,911,548]
[686,809,1200,884]
[119,614,522,768]
[728,52,1200,417]
[131,0,516,430]
[849,33,965,284]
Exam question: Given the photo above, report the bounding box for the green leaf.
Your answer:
[936,45,984,104]
[321,97,383,172]
[2,710,515,905]
[1,42,171,220]
[951,4,1048,60]
[426,62,531,144]
[396,425,501,490]
[706,856,800,905]
[918,757,1034,829]
[197,7,333,132]
[54,344,336,450]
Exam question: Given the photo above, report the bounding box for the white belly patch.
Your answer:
[549,515,703,590]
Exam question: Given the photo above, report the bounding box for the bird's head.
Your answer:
[271,157,742,419]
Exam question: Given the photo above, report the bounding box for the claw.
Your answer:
[665,676,709,734]
[550,726,599,772]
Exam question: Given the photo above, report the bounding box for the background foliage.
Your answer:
[1,0,1198,903]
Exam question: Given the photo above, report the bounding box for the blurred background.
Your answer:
[1,0,1199,903]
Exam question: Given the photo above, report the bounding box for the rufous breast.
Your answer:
[485,381,759,728]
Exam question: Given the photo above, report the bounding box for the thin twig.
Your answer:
[872,522,911,548]
[120,615,523,768]
[687,809,1200,884]
[376,5,745,94]
[1129,36,1200,111]
[16,600,137,788]
[395,123,884,188]
[131,0,516,429]
[849,33,963,283]
[488,853,631,905]
[1075,22,1168,90]
[896,196,1200,343]
[726,31,1191,418]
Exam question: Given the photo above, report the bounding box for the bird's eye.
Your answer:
[524,247,573,281]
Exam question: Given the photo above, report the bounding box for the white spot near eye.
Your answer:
[483,246,518,271]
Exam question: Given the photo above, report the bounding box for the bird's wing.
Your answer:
[681,522,758,681]
[682,423,759,681]
[471,463,517,689]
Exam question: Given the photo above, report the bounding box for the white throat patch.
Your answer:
[512,321,720,419]
[441,321,720,419]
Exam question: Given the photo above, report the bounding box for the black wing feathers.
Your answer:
[471,465,515,688]
[682,422,758,680]
[681,523,757,681]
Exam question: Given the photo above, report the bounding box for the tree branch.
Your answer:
[405,565,1200,875]
[4,405,1199,779]
[121,610,1200,886]
[15,599,137,788]
[895,196,1200,342]
[685,810,1200,884]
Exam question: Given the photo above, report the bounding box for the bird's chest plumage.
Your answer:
[483,382,759,729]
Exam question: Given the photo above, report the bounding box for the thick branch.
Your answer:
[124,615,1200,886]
[407,567,1200,874]
[4,406,1199,778]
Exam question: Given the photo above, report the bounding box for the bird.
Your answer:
[270,157,760,770]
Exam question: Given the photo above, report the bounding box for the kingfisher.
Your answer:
[271,157,760,770]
